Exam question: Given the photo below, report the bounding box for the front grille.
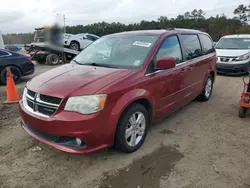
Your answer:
[27,90,36,98]
[220,57,230,62]
[23,123,87,149]
[40,94,61,105]
[218,56,237,63]
[24,89,62,117]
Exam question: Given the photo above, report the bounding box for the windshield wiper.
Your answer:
[71,59,80,64]
[82,62,118,68]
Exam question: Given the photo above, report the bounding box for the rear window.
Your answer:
[216,37,250,50]
[180,34,202,60]
[199,34,215,54]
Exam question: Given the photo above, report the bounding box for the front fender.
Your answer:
[112,89,155,117]
[106,89,155,142]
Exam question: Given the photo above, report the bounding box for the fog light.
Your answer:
[76,138,82,146]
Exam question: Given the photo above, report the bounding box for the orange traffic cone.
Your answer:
[3,67,19,103]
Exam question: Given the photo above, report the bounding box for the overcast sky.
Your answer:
[0,0,249,34]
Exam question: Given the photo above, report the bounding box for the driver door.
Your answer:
[147,35,185,118]
[81,35,93,49]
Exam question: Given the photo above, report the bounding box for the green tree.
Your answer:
[233,4,250,23]
[3,6,250,44]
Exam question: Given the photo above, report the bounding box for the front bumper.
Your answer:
[216,61,250,75]
[19,100,114,154]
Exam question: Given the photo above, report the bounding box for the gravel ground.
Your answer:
[0,69,250,188]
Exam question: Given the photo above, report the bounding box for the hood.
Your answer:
[216,49,250,57]
[27,64,132,98]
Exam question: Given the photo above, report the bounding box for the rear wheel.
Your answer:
[46,54,60,65]
[114,104,149,153]
[239,106,247,118]
[197,74,213,101]
[0,66,22,85]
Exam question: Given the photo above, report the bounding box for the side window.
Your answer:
[92,36,99,41]
[83,35,89,40]
[0,50,10,57]
[156,35,183,64]
[199,34,215,54]
[86,35,94,41]
[181,34,202,60]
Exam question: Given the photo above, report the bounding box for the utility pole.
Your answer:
[56,14,66,34]
[63,14,66,34]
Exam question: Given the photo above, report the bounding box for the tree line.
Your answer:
[3,4,250,44]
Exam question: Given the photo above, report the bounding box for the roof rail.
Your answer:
[173,28,201,32]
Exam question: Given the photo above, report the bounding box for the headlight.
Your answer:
[64,35,70,39]
[236,53,250,61]
[64,94,107,114]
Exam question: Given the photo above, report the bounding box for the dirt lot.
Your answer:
[0,66,250,188]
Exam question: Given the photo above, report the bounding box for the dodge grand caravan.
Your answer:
[216,34,250,75]
[19,29,216,154]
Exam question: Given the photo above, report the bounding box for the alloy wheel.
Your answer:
[125,112,146,147]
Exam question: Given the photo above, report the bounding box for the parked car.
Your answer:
[216,34,250,75]
[4,44,22,52]
[0,49,34,84]
[19,29,216,154]
[63,33,100,51]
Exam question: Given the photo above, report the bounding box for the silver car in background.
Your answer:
[215,34,250,75]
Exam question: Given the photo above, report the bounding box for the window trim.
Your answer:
[198,33,215,55]
[145,34,184,74]
[0,50,12,57]
[180,33,203,61]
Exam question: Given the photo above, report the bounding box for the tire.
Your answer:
[46,54,60,65]
[69,41,80,51]
[239,107,247,118]
[197,74,214,101]
[114,104,149,153]
[0,66,22,85]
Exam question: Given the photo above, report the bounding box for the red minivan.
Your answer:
[19,29,216,154]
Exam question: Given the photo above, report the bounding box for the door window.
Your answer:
[86,35,97,41]
[181,34,202,60]
[199,34,215,54]
[156,35,183,64]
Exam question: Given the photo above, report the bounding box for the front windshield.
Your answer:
[72,34,159,69]
[216,38,250,50]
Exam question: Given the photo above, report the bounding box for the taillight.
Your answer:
[27,57,32,62]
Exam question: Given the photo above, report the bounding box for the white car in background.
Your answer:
[63,33,100,51]
[215,34,250,75]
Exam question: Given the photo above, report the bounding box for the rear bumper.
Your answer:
[23,68,35,76]
[216,61,250,75]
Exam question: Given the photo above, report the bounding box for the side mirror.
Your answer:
[156,57,176,70]
[82,36,87,39]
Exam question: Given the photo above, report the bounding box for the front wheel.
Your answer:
[114,104,149,153]
[197,74,214,101]
[69,42,80,51]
